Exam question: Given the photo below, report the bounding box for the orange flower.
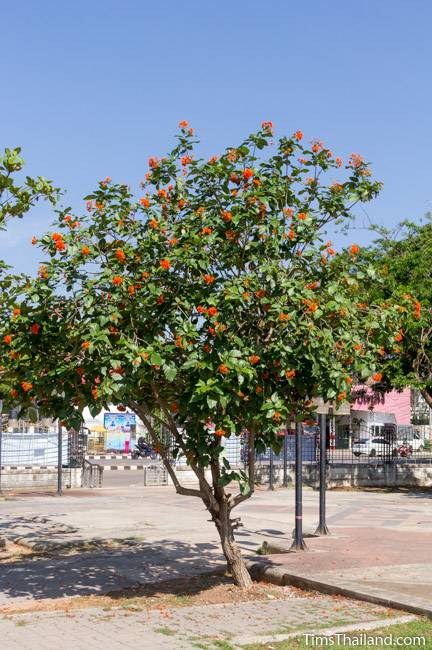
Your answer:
[337,391,347,401]
[373,373,382,382]
[197,305,206,314]
[142,271,150,279]
[242,292,250,300]
[160,259,171,270]
[175,335,184,349]
[285,370,296,379]
[4,334,12,345]
[203,344,211,353]
[249,355,260,365]
[327,247,335,256]
[378,346,385,356]
[349,153,364,168]
[297,212,307,220]
[39,265,48,279]
[128,285,135,296]
[95,202,104,211]
[82,246,91,255]
[336,157,343,167]
[178,199,185,209]
[179,120,189,128]
[91,387,99,399]
[243,168,254,180]
[181,155,192,167]
[13,308,21,318]
[10,389,18,398]
[169,237,179,246]
[308,303,318,312]
[115,249,126,263]
[208,326,216,335]
[52,232,63,242]
[157,189,167,199]
[255,386,263,394]
[279,313,290,322]
[112,276,123,285]
[202,227,213,235]
[149,219,159,229]
[414,301,421,319]
[346,376,353,384]
[215,429,225,437]
[230,173,240,184]
[218,364,229,374]
[395,330,403,342]
[222,211,232,222]
[55,240,66,251]
[156,294,165,305]
[353,343,363,350]
[350,244,360,255]
[294,130,303,141]
[70,221,80,229]
[273,412,282,422]
[30,323,40,335]
[207,306,218,317]
[82,341,90,350]
[170,402,178,413]
[203,274,215,285]
[140,197,150,208]
[21,381,33,393]
[261,121,273,132]
[31,236,37,245]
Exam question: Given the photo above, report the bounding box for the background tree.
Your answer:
[0,124,408,588]
[0,146,59,403]
[362,217,431,407]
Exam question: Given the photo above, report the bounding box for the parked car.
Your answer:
[352,437,394,457]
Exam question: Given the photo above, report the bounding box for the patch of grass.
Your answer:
[15,620,29,627]
[242,618,432,649]
[154,626,178,636]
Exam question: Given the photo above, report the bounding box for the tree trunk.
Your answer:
[215,502,253,590]
[420,389,432,411]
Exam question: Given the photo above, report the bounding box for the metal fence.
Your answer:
[0,420,87,492]
[249,422,432,488]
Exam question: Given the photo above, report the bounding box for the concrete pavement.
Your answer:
[0,595,409,649]
[1,485,431,614]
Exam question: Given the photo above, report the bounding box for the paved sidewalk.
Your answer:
[1,486,431,613]
[0,595,405,649]
[249,526,432,616]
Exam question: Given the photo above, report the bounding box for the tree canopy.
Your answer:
[365,217,432,407]
[0,123,410,587]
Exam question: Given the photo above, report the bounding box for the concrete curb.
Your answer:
[101,465,145,471]
[245,560,432,619]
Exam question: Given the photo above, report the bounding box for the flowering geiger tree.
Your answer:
[0,123,408,588]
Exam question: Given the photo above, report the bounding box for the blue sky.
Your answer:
[2,0,432,273]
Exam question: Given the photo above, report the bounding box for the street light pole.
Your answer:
[315,413,330,535]
[57,421,63,496]
[290,421,307,551]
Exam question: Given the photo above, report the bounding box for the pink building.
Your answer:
[351,386,411,425]
[333,387,412,448]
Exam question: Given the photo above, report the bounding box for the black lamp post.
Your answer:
[57,421,63,496]
[315,412,330,535]
[290,421,307,551]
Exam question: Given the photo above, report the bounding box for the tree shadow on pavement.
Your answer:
[0,539,224,603]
